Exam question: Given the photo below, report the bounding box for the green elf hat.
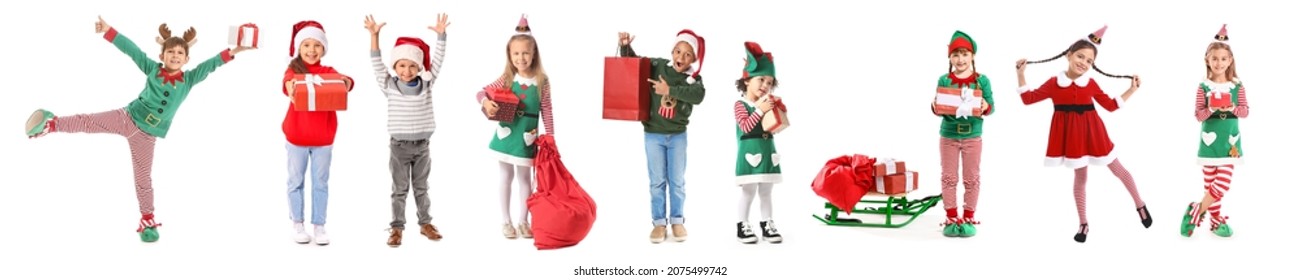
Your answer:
[948,30,976,54]
[742,41,775,79]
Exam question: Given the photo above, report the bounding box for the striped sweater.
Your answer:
[370,34,447,140]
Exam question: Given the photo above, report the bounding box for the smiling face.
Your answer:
[158,43,190,72]
[1206,46,1233,80]
[744,76,775,100]
[298,38,324,64]
[1065,47,1095,78]
[949,48,973,74]
[671,41,696,73]
[508,38,535,75]
[394,59,420,82]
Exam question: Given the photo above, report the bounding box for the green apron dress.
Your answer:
[489,75,542,166]
[735,98,783,185]
[1197,81,1243,166]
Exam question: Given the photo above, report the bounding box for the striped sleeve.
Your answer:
[541,82,555,135]
[735,101,762,133]
[1195,86,1211,122]
[370,50,392,93]
[476,77,507,104]
[1232,83,1249,118]
[425,34,447,86]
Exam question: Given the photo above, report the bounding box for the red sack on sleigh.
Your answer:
[526,135,597,250]
[810,154,877,215]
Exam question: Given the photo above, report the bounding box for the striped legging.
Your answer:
[52,108,157,215]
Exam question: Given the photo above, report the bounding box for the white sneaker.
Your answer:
[293,223,311,244]
[313,224,330,245]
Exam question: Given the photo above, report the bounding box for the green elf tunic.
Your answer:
[1197,79,1244,165]
[104,28,234,138]
[735,97,782,185]
[489,75,543,166]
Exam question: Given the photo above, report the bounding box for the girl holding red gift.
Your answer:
[1181,24,1247,238]
[476,14,556,240]
[931,30,993,238]
[1014,25,1151,243]
[23,16,252,243]
[280,20,355,246]
[733,42,784,244]
[616,29,706,244]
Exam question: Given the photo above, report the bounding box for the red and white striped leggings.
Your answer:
[52,108,156,215]
[1198,164,1234,219]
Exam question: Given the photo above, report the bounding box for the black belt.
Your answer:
[391,138,429,144]
[1055,104,1095,113]
[740,132,772,140]
[515,111,539,118]
[1210,111,1238,119]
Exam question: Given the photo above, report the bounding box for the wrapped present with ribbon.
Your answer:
[934,86,984,118]
[484,86,521,123]
[602,56,653,121]
[1208,89,1233,109]
[872,158,906,176]
[292,73,349,111]
[227,23,259,48]
[760,94,789,134]
[873,171,919,195]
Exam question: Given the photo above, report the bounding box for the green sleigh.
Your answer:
[810,156,943,228]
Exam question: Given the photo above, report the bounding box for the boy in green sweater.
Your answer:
[616,29,706,243]
[930,30,993,238]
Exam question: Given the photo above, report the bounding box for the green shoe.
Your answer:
[139,227,159,243]
[1179,203,1203,237]
[1211,217,1233,237]
[942,218,961,237]
[25,109,54,137]
[958,218,978,237]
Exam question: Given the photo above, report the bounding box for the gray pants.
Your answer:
[390,138,432,228]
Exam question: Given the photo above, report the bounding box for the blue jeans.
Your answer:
[645,132,687,226]
[287,143,332,225]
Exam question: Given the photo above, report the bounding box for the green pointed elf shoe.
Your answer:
[1180,203,1204,237]
[958,218,979,237]
[942,218,962,237]
[25,109,54,138]
[1210,217,1233,237]
[137,215,161,243]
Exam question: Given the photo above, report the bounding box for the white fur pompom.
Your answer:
[686,76,696,84]
[420,71,434,81]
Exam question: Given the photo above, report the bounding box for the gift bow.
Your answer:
[770,96,787,112]
[297,74,344,111]
[954,87,980,119]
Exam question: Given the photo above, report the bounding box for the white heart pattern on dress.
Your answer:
[497,126,512,140]
[745,153,762,167]
[771,153,781,167]
[1201,131,1217,146]
[1229,134,1240,145]
[523,131,538,146]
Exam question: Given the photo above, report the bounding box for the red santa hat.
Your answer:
[1213,24,1230,45]
[1085,25,1107,48]
[675,29,705,84]
[288,20,328,61]
[391,37,434,80]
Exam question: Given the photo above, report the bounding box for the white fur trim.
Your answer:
[419,71,434,81]
[686,76,697,84]
[290,26,327,60]
[494,152,534,167]
[390,44,426,71]
[1017,85,1035,94]
[1056,71,1091,87]
[513,74,537,86]
[1044,154,1116,169]
[736,173,782,185]
[1198,157,1242,166]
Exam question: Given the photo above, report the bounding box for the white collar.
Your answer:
[1203,78,1239,93]
[1056,71,1091,87]
[513,74,537,86]
[738,95,758,107]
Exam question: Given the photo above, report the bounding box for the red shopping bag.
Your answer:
[810,154,878,215]
[527,135,597,250]
[602,57,652,121]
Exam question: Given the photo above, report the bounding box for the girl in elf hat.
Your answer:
[23,16,252,243]
[280,20,356,246]
[364,14,450,247]
[930,30,993,238]
[732,41,783,244]
[616,28,706,244]
[1015,25,1150,243]
[1181,24,1247,238]
[476,14,556,240]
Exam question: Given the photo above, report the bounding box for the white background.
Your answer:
[1,0,1294,278]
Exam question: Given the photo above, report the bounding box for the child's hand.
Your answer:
[980,99,989,112]
[364,15,386,35]
[1015,58,1027,74]
[285,81,295,96]
[482,99,499,116]
[647,76,669,95]
[95,15,110,33]
[758,98,774,113]
[618,32,635,46]
[1130,75,1142,89]
[231,46,253,55]
[429,13,450,34]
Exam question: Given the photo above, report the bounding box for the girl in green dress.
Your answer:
[732,42,783,244]
[1181,24,1247,238]
[477,15,556,240]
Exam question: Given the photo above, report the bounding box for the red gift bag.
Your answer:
[602,57,652,121]
[526,135,597,250]
[484,86,521,123]
[810,154,878,214]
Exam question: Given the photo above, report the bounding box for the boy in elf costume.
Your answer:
[931,30,993,238]
[733,41,783,244]
[1181,24,1248,238]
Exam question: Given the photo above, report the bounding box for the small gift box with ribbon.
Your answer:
[292,73,349,111]
[934,86,984,118]
[227,23,259,48]
[1208,90,1233,109]
[760,94,789,134]
[484,86,521,123]
[873,171,919,195]
[872,158,907,176]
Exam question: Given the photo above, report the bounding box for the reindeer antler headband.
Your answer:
[155,23,197,47]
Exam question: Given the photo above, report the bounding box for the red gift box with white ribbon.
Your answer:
[227,23,259,48]
[292,73,348,111]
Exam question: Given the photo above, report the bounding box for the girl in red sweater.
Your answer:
[280,20,355,246]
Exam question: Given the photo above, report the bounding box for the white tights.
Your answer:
[739,183,774,222]
[499,162,534,224]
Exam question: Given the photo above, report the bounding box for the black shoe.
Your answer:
[1074,224,1089,243]
[759,220,783,243]
[736,222,758,244]
[1137,206,1153,228]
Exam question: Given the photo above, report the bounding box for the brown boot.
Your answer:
[420,224,443,241]
[387,227,403,247]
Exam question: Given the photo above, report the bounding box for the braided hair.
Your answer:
[1027,39,1133,80]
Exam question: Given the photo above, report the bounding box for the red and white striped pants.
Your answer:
[53,108,157,215]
